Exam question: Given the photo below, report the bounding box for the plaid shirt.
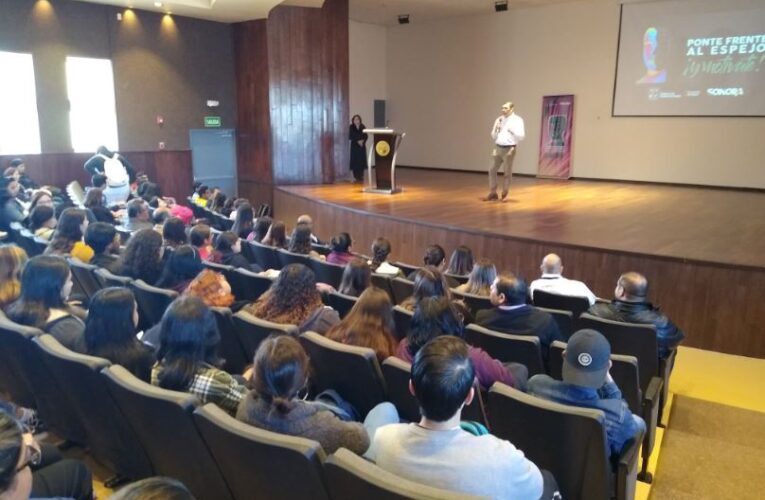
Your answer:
[152,363,246,416]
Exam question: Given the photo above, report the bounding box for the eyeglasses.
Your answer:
[15,439,42,472]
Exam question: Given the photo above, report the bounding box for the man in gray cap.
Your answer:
[527,329,645,456]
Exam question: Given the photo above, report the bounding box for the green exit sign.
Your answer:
[204,116,222,127]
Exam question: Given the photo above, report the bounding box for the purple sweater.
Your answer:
[326,251,356,266]
[396,338,515,389]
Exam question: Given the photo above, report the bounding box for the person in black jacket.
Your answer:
[210,231,262,272]
[349,115,368,183]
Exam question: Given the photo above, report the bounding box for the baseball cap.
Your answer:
[562,329,611,389]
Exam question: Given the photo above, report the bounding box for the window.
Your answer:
[65,57,119,153]
[0,51,42,154]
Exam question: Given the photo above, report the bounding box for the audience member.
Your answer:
[260,220,286,248]
[0,411,93,500]
[400,267,471,321]
[296,214,322,244]
[183,268,235,308]
[237,335,398,454]
[83,188,117,224]
[326,232,355,265]
[84,146,135,206]
[162,216,188,250]
[189,224,213,260]
[123,199,153,232]
[109,477,195,500]
[150,196,193,226]
[84,287,155,382]
[249,216,272,243]
[91,173,107,191]
[156,246,203,293]
[10,159,37,190]
[118,228,164,285]
[0,176,25,231]
[5,256,86,352]
[0,245,27,309]
[454,258,497,296]
[338,257,371,297]
[528,329,646,456]
[369,237,402,277]
[397,297,520,389]
[208,191,227,213]
[45,207,94,263]
[27,205,56,241]
[475,274,563,361]
[152,296,246,415]
[85,222,122,273]
[587,272,685,358]
[368,336,545,500]
[244,263,339,334]
[447,245,475,276]
[326,287,398,362]
[193,185,210,207]
[529,253,597,305]
[288,223,324,260]
[28,190,54,213]
[231,203,254,240]
[407,245,449,281]
[210,231,262,272]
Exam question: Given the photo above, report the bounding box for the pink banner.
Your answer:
[537,95,574,179]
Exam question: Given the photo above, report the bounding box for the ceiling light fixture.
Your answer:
[154,1,163,7]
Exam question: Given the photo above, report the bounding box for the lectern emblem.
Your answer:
[376,140,391,157]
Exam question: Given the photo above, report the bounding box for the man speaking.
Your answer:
[483,102,525,202]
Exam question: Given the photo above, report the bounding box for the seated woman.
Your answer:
[326,287,397,362]
[209,231,262,272]
[231,203,254,240]
[83,187,117,224]
[152,296,247,415]
[326,232,355,265]
[454,258,497,297]
[184,267,235,309]
[5,255,87,352]
[189,224,213,260]
[28,190,55,213]
[0,177,25,232]
[288,223,324,260]
[397,297,524,390]
[118,228,165,286]
[368,237,402,277]
[27,205,56,241]
[447,245,474,277]
[401,266,473,322]
[260,220,287,248]
[0,245,28,310]
[408,244,460,287]
[84,287,155,381]
[162,216,188,250]
[248,215,272,243]
[237,335,398,454]
[338,257,371,297]
[156,245,203,293]
[244,263,339,334]
[44,208,94,263]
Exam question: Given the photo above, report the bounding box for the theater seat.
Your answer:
[390,277,414,305]
[325,291,359,319]
[489,383,641,500]
[248,241,280,270]
[536,306,574,340]
[129,280,179,331]
[450,289,493,316]
[310,259,345,289]
[0,312,41,409]
[193,403,330,500]
[67,258,102,301]
[371,273,396,303]
[324,448,486,500]
[393,306,413,341]
[227,268,273,302]
[465,324,544,376]
[277,249,311,268]
[232,310,299,361]
[532,290,591,321]
[210,307,250,374]
[102,365,234,500]
[34,335,153,483]
[299,331,387,418]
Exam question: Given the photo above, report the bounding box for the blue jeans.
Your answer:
[363,402,399,454]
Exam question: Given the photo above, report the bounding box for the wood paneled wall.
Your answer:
[233,0,349,203]
[275,188,765,359]
[0,151,192,202]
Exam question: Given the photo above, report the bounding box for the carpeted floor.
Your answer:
[649,395,765,499]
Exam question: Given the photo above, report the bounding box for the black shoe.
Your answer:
[500,191,509,201]
[482,193,499,201]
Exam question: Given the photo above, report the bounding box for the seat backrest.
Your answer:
[577,313,659,394]
[0,314,41,409]
[488,383,611,500]
[444,273,469,285]
[102,365,234,500]
[94,267,133,288]
[193,403,330,500]
[17,229,42,257]
[392,305,413,341]
[203,260,234,274]
[68,258,102,300]
[390,277,414,305]
[248,240,281,270]
[450,289,493,316]
[299,331,387,418]
[465,324,545,376]
[309,259,345,289]
[533,290,591,319]
[277,248,311,268]
[227,268,273,302]
[326,291,358,319]
[232,310,299,361]
[549,341,642,414]
[393,261,419,277]
[211,307,250,375]
[371,273,395,302]
[129,280,179,331]
[34,335,153,479]
[537,306,575,340]
[324,448,486,500]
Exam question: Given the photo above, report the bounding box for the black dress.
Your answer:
[349,124,368,181]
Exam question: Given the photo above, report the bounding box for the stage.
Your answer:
[274,168,765,358]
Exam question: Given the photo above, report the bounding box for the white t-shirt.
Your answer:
[529,273,597,305]
[367,423,543,500]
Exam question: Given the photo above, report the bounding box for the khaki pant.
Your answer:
[489,145,516,195]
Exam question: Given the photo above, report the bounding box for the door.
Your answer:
[189,129,237,198]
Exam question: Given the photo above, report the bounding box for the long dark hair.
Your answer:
[252,335,310,414]
[156,296,221,391]
[338,257,371,297]
[46,207,86,256]
[262,221,286,248]
[350,114,365,129]
[119,228,164,284]
[407,296,464,357]
[448,246,474,276]
[326,287,396,362]
[231,204,254,240]
[157,245,202,289]
[246,263,323,326]
[5,255,70,329]
[83,188,105,208]
[214,231,238,254]
[252,216,272,243]
[330,232,352,254]
[0,412,23,494]
[370,237,392,270]
[162,217,187,247]
[288,224,312,255]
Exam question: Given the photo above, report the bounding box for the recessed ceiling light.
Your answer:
[154,1,163,7]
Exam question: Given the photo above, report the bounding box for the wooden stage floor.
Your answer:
[279,168,765,269]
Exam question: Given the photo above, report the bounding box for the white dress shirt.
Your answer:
[529,273,597,305]
[491,112,526,146]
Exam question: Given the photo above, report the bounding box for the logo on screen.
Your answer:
[637,27,667,84]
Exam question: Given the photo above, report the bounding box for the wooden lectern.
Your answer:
[363,128,405,194]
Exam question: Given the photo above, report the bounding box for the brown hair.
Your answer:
[184,269,234,307]
[252,335,309,414]
[326,287,397,362]
[0,245,28,308]
[245,264,323,326]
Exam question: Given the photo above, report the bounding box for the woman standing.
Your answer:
[349,115,368,183]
